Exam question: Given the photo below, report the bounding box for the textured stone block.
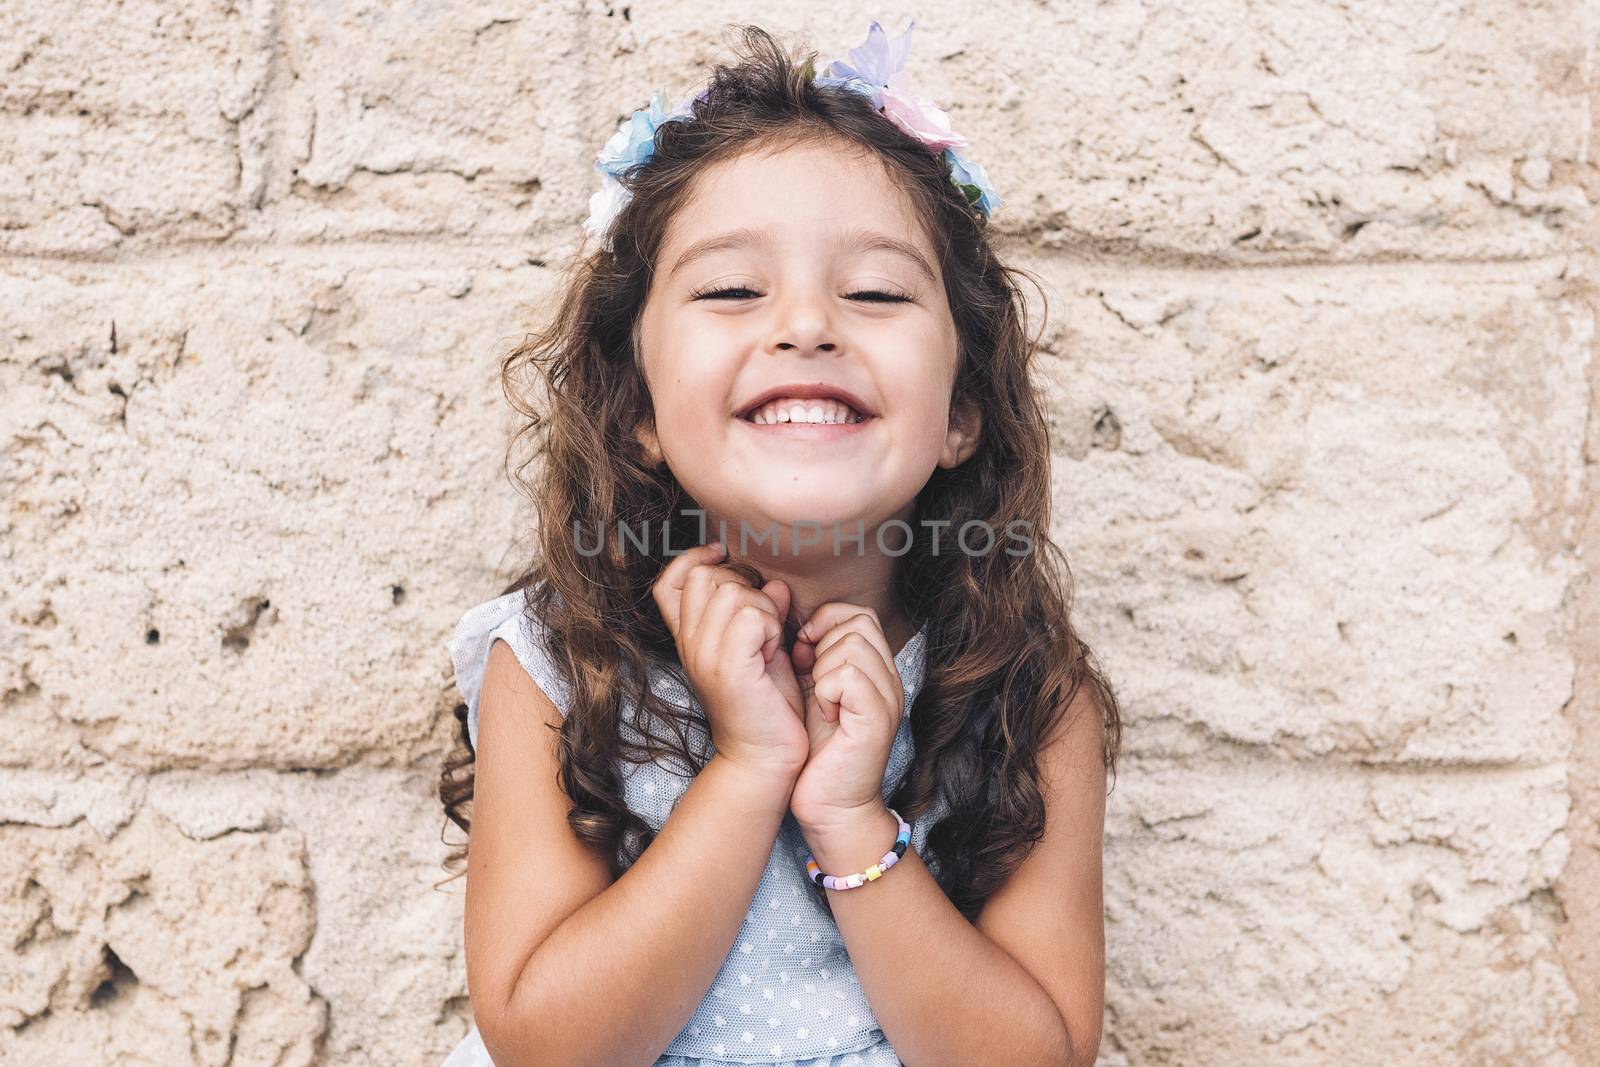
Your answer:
[264,0,585,245]
[0,1,273,255]
[967,0,1591,260]
[1036,262,1588,766]
[1104,758,1576,1064]
[0,806,325,1065]
[0,766,468,1064]
[1,255,548,768]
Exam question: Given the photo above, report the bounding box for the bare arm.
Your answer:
[467,639,797,1067]
[798,683,1108,1067]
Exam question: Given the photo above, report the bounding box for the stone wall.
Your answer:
[2,4,1595,1064]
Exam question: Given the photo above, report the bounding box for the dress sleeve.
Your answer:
[446,588,574,750]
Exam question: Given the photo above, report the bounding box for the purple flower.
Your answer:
[819,18,916,95]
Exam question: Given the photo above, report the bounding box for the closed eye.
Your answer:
[690,286,912,303]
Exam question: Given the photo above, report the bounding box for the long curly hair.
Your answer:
[439,23,1123,923]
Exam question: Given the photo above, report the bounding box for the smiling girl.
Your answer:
[439,21,1123,1067]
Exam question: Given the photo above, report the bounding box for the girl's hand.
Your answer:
[786,603,903,836]
[652,542,809,778]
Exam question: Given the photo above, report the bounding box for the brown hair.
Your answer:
[439,23,1123,922]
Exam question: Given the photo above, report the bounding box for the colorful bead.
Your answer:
[803,808,913,892]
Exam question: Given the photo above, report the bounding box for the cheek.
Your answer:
[909,402,956,458]
[644,354,730,441]
[887,322,960,398]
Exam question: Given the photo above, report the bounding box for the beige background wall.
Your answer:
[2,3,1596,1064]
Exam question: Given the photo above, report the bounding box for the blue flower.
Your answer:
[586,87,700,246]
[944,148,1003,216]
[596,88,690,181]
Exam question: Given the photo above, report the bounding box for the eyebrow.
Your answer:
[666,225,938,285]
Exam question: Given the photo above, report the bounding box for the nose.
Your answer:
[764,281,839,355]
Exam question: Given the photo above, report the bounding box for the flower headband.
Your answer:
[583,19,1002,250]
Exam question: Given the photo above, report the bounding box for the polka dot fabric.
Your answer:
[441,1033,901,1067]
[443,584,948,1066]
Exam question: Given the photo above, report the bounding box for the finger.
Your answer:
[728,597,784,678]
[811,658,891,732]
[804,670,839,738]
[790,630,816,675]
[809,631,901,723]
[678,547,751,645]
[654,542,727,637]
[799,605,891,674]
[697,581,779,672]
[759,579,792,662]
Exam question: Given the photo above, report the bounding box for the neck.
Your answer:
[704,509,919,659]
[756,557,917,660]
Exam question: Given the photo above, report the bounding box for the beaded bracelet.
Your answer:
[804,808,912,891]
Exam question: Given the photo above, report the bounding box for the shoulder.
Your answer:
[446,582,574,749]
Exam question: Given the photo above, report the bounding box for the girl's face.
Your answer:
[635,139,980,551]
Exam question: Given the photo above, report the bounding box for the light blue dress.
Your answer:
[441,584,947,1067]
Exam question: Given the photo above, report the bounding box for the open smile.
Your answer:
[735,412,878,442]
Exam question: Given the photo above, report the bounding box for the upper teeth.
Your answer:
[747,398,864,425]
